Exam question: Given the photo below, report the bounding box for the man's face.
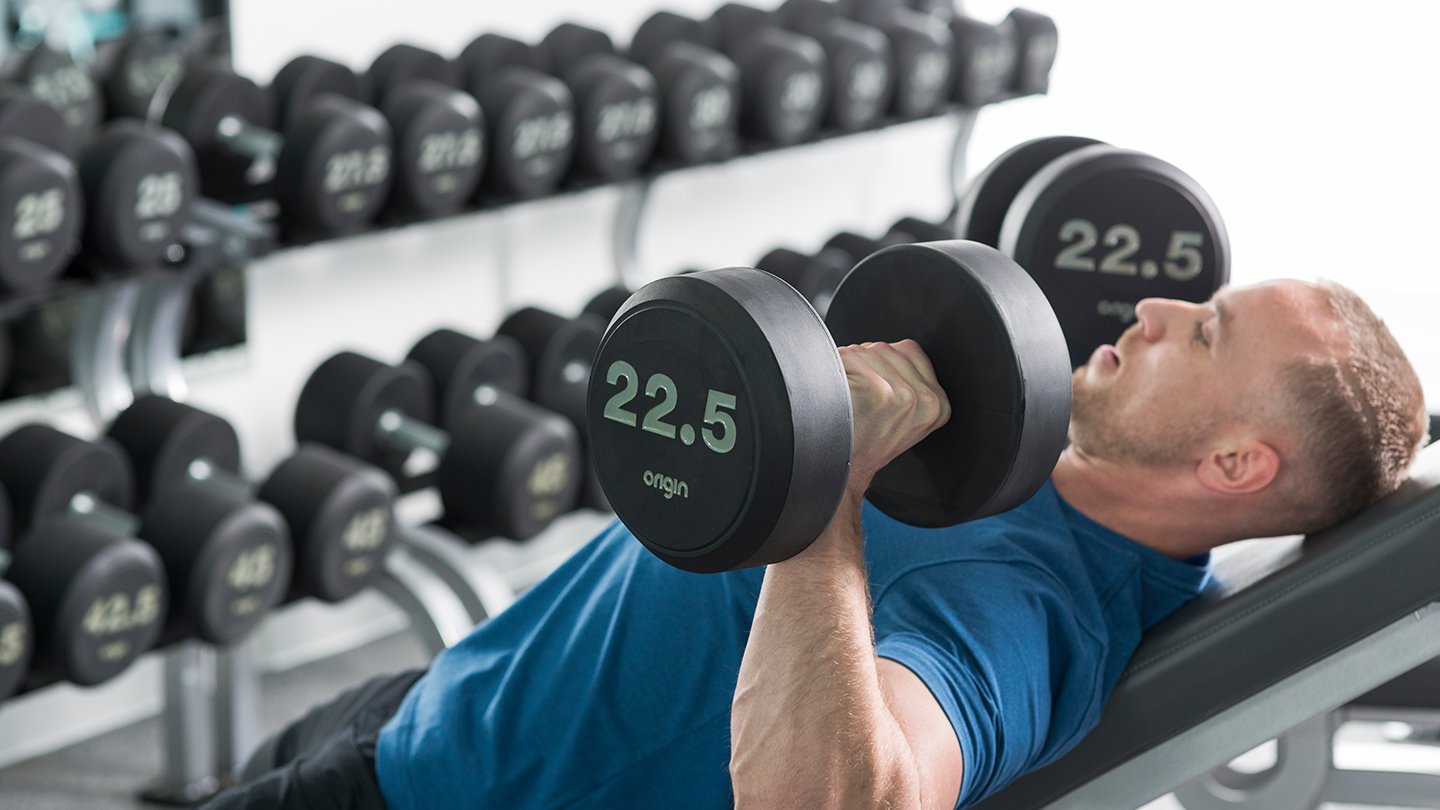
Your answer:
[1068,280,1340,467]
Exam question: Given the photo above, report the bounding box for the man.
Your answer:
[208,279,1429,810]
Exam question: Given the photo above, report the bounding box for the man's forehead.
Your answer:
[1213,280,1338,352]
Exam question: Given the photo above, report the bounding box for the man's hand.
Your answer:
[842,340,952,491]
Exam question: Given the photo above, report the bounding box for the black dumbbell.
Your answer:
[296,349,582,540]
[75,120,197,273]
[756,245,851,316]
[775,0,895,132]
[272,54,485,220]
[455,34,577,198]
[366,44,458,107]
[888,215,954,242]
[92,30,186,122]
[0,89,83,295]
[839,0,954,118]
[108,396,396,605]
[2,44,103,147]
[159,63,394,239]
[950,14,1020,107]
[496,307,610,511]
[581,285,633,325]
[0,558,34,703]
[706,4,829,145]
[822,228,909,265]
[5,298,75,396]
[627,14,742,166]
[181,267,246,357]
[0,425,169,685]
[1005,9,1058,96]
[535,23,661,182]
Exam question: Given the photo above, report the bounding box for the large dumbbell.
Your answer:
[706,4,829,145]
[774,0,896,132]
[296,349,581,540]
[455,34,577,198]
[0,566,34,703]
[0,89,83,295]
[2,44,103,146]
[956,136,1230,366]
[495,306,610,512]
[626,14,742,165]
[272,53,484,220]
[588,241,1072,572]
[108,396,395,605]
[536,24,662,182]
[837,0,953,118]
[0,426,169,685]
[76,120,197,272]
[158,63,394,239]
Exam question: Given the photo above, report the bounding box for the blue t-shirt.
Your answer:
[376,482,1209,809]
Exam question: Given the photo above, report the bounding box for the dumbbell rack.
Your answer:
[0,4,1040,806]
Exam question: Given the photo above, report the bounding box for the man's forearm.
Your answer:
[730,492,922,809]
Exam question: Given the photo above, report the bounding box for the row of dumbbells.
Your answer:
[0,303,627,705]
[0,0,1055,301]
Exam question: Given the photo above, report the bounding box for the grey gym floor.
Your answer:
[0,625,1434,809]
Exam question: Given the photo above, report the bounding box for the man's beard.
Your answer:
[1068,367,1218,467]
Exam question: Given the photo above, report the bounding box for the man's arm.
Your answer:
[730,341,963,809]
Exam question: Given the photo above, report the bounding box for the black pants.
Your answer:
[201,669,426,810]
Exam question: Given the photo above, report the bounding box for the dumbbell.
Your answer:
[949,8,1057,107]
[956,136,1230,366]
[837,0,954,118]
[108,396,396,605]
[2,44,103,146]
[296,349,582,540]
[158,63,393,239]
[821,228,909,265]
[496,307,611,511]
[534,23,662,181]
[706,4,828,145]
[1005,9,1059,97]
[755,245,851,316]
[587,241,1072,572]
[0,89,83,295]
[888,214,955,242]
[455,34,577,198]
[627,13,742,165]
[75,119,197,272]
[92,30,186,121]
[0,425,169,685]
[774,0,896,132]
[271,53,484,220]
[0,564,34,703]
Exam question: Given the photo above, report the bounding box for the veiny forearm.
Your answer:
[730,493,923,809]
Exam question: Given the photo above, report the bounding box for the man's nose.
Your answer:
[1134,298,1198,342]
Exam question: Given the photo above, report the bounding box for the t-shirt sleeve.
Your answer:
[873,560,1108,808]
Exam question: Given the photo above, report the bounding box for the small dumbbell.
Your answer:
[888,215,954,242]
[272,53,484,220]
[705,5,829,145]
[296,350,581,540]
[581,285,634,325]
[822,229,909,265]
[1005,9,1059,97]
[0,89,83,295]
[0,425,168,685]
[949,14,1020,107]
[76,120,197,272]
[159,63,394,239]
[107,396,396,605]
[496,307,609,511]
[626,13,742,165]
[775,0,896,132]
[92,30,187,121]
[755,245,851,316]
[0,564,34,703]
[837,0,954,118]
[535,23,661,182]
[2,44,103,146]
[455,34,577,198]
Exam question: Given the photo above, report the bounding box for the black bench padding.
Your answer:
[974,442,1440,809]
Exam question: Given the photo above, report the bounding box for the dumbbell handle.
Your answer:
[187,458,257,501]
[377,409,450,457]
[216,115,281,161]
[69,492,141,538]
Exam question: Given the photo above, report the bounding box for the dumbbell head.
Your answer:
[708,5,829,145]
[779,0,895,132]
[538,23,617,77]
[367,43,459,107]
[4,45,103,147]
[382,82,486,217]
[256,445,396,603]
[107,396,293,645]
[276,96,394,238]
[955,135,1104,248]
[95,30,186,121]
[271,55,365,132]
[0,425,168,685]
[951,15,1019,107]
[629,13,714,65]
[888,215,955,243]
[406,329,530,430]
[0,91,83,294]
[628,16,742,165]
[1006,9,1058,96]
[823,229,908,265]
[841,0,954,118]
[160,63,274,199]
[79,121,197,270]
[0,578,31,703]
[582,285,633,324]
[295,351,435,478]
[756,246,850,316]
[456,34,577,198]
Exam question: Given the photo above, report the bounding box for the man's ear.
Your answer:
[1196,437,1280,495]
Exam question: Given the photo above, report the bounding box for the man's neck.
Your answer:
[1051,448,1233,559]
